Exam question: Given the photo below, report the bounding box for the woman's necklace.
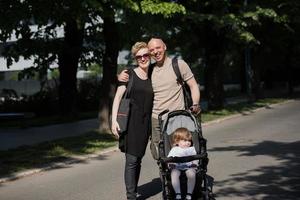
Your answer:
[137,67,148,80]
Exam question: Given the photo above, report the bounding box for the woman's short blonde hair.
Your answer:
[131,42,148,56]
[172,127,192,146]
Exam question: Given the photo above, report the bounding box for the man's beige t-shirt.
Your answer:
[151,56,194,119]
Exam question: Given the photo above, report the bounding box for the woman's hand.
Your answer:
[111,121,120,138]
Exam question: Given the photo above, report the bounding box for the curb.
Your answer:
[202,99,294,127]
[0,146,119,184]
[0,99,294,184]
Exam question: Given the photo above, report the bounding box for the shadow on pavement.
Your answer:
[0,130,116,181]
[209,140,300,199]
[138,178,162,200]
[0,149,112,184]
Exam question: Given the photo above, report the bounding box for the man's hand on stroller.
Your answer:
[190,104,201,115]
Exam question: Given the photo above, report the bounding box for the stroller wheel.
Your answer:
[161,182,173,200]
[200,183,215,200]
[160,171,173,200]
[209,193,216,200]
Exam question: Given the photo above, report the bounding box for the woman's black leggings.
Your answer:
[125,153,142,200]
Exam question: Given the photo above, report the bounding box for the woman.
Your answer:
[111,42,153,200]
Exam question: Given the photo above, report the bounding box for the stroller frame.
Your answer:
[157,109,214,200]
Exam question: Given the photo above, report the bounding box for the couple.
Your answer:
[111,38,201,200]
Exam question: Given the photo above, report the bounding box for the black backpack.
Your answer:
[171,57,193,110]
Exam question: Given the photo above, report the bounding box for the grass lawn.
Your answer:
[0,130,117,177]
[201,98,286,122]
[0,97,288,178]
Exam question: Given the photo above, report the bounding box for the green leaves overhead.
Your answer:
[139,0,185,17]
[243,6,287,24]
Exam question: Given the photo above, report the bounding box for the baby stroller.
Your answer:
[157,109,214,200]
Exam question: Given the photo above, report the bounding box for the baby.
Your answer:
[167,127,198,200]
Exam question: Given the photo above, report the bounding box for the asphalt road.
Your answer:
[0,100,299,200]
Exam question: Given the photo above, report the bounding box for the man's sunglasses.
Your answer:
[135,53,150,61]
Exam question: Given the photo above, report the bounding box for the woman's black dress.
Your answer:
[120,70,153,158]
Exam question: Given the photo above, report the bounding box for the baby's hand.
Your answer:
[168,163,176,169]
[191,163,198,168]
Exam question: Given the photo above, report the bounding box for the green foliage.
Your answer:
[49,68,60,80]
[140,0,185,17]
[239,32,256,44]
[1,0,299,114]
[77,78,102,111]
[0,0,185,75]
[87,63,102,77]
[7,72,19,81]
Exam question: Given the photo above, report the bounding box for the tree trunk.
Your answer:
[203,26,225,110]
[286,41,294,96]
[58,18,84,117]
[204,53,225,110]
[98,7,120,132]
[240,51,247,93]
[252,49,265,100]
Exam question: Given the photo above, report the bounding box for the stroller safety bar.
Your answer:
[166,109,193,118]
[160,152,208,163]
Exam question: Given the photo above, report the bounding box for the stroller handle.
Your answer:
[166,109,192,118]
[161,153,208,163]
[158,109,169,122]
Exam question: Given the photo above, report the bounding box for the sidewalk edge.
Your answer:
[202,99,294,127]
[0,146,119,184]
[0,99,294,184]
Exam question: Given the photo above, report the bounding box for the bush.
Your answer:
[0,78,102,116]
[0,87,59,116]
[77,78,101,111]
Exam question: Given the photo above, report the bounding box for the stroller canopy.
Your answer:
[162,110,200,135]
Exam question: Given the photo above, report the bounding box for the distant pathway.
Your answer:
[0,118,98,150]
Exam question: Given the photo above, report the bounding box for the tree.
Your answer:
[241,0,299,99]
[144,0,255,109]
[0,0,95,116]
[155,0,288,107]
[260,0,300,96]
[0,0,185,129]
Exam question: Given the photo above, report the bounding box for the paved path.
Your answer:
[0,100,299,200]
[0,118,98,150]
[0,97,250,151]
[0,94,286,151]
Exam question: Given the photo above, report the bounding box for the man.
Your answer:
[118,38,201,159]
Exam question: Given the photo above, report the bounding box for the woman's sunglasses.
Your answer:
[135,53,150,61]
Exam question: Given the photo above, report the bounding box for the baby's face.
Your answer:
[178,139,191,148]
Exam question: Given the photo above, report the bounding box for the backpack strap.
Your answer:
[123,68,134,98]
[148,63,155,79]
[172,57,192,109]
[172,57,184,85]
